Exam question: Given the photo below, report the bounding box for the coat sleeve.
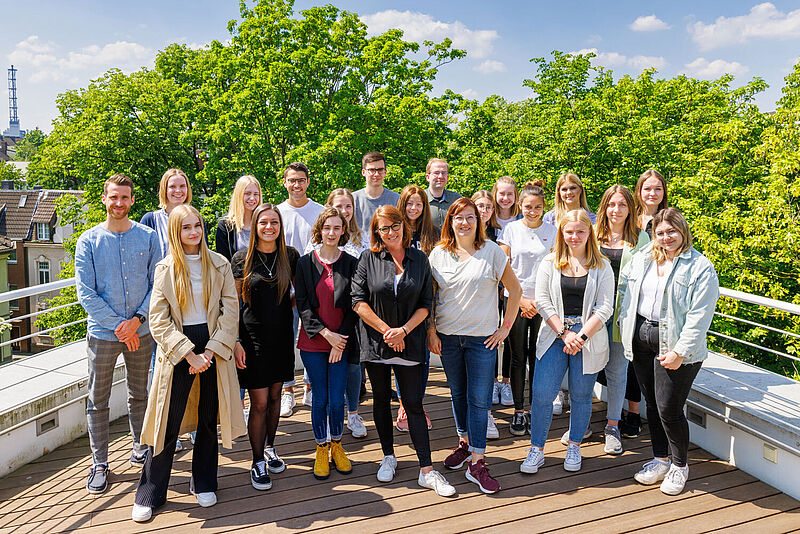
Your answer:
[534,260,558,322]
[672,259,720,360]
[148,264,195,366]
[205,261,239,361]
[215,219,233,261]
[295,256,327,339]
[338,256,359,337]
[591,261,615,323]
[351,252,370,308]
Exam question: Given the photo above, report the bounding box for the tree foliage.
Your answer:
[13,128,47,161]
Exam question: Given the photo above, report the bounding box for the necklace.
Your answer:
[257,250,278,278]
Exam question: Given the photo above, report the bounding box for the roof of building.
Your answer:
[0,189,82,241]
[0,234,13,252]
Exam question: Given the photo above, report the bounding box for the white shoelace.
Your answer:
[565,444,581,463]
[425,470,449,486]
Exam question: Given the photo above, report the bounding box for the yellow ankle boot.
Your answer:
[330,440,352,474]
[314,442,330,480]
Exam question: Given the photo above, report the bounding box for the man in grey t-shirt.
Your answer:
[352,151,400,231]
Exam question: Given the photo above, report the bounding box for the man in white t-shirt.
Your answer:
[277,162,324,416]
[352,151,400,231]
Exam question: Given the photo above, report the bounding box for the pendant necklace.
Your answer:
[258,251,278,279]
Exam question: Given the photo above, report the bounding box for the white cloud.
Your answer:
[683,57,749,78]
[630,15,671,32]
[473,60,506,74]
[460,88,479,100]
[361,10,499,58]
[689,2,800,50]
[570,48,666,70]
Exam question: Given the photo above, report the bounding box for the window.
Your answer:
[7,247,16,264]
[8,283,18,310]
[18,195,27,208]
[36,223,50,241]
[37,260,50,285]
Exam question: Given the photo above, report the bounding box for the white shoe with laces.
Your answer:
[660,464,689,495]
[486,412,499,440]
[564,442,582,472]
[347,412,367,438]
[553,390,566,415]
[634,458,671,485]
[418,469,456,496]
[302,388,313,407]
[280,391,295,417]
[377,455,398,482]
[492,382,501,405]
[520,446,545,474]
[500,382,514,406]
[131,503,152,522]
[560,426,592,446]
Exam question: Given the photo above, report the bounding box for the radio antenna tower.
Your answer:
[4,65,22,137]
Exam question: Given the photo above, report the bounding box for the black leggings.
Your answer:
[508,311,542,411]
[630,315,701,467]
[365,361,432,467]
[136,324,218,507]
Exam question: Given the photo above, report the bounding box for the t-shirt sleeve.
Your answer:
[491,242,509,280]
[231,250,246,279]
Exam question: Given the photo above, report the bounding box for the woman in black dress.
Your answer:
[232,203,299,491]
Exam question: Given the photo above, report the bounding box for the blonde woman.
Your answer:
[543,173,596,227]
[132,205,243,522]
[634,169,668,237]
[216,175,263,261]
[491,176,521,230]
[522,210,613,475]
[141,168,200,259]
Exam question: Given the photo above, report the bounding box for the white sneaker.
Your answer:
[500,382,514,406]
[189,431,196,445]
[175,439,183,452]
[418,469,456,497]
[377,455,398,482]
[660,464,689,495]
[280,391,295,417]
[302,388,313,407]
[131,503,152,522]
[486,412,499,440]
[634,458,672,485]
[193,491,217,507]
[243,407,249,423]
[564,443,582,472]
[560,426,592,446]
[347,413,367,438]
[553,390,566,415]
[520,446,545,474]
[491,382,501,405]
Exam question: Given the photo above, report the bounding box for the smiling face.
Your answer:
[243,183,261,212]
[520,194,544,225]
[641,176,665,210]
[495,182,516,214]
[330,194,353,224]
[166,175,189,208]
[426,162,449,191]
[605,192,630,226]
[257,209,281,245]
[362,159,387,187]
[451,206,478,240]
[562,220,590,253]
[405,193,424,222]
[376,216,403,248]
[320,215,345,247]
[559,181,581,208]
[655,220,683,257]
[180,214,203,254]
[283,169,309,202]
[474,197,494,224]
[102,183,134,221]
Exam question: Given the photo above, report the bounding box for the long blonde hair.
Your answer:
[158,168,193,209]
[595,185,640,248]
[225,175,262,232]
[553,209,605,271]
[491,176,520,218]
[167,204,213,313]
[553,173,591,225]
[651,208,692,264]
[325,188,362,246]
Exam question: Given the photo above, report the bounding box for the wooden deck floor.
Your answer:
[1,370,799,533]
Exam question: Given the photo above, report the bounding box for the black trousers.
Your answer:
[365,361,432,467]
[508,310,542,411]
[630,315,701,468]
[135,324,219,507]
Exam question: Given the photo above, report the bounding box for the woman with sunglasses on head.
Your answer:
[231,203,299,491]
[352,206,455,496]
[618,208,718,495]
[429,198,522,494]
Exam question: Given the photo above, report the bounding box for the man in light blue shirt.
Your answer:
[75,174,160,494]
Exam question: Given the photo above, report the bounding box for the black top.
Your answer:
[215,218,239,262]
[295,251,359,363]
[600,246,623,288]
[410,225,441,254]
[485,225,500,243]
[645,218,654,239]
[561,273,587,316]
[351,247,433,363]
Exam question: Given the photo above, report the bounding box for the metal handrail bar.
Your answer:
[708,329,800,363]
[719,287,800,316]
[714,311,800,339]
[0,300,81,327]
[0,318,87,349]
[0,278,75,305]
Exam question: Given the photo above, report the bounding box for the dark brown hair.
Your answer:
[242,203,291,305]
[362,152,386,168]
[282,162,310,180]
[369,205,412,252]
[438,198,486,254]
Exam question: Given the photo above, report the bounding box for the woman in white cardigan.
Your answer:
[521,210,614,474]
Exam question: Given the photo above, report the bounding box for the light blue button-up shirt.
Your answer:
[75,221,160,341]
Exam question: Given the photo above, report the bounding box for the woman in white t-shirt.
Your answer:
[491,176,520,229]
[428,198,522,494]
[498,181,557,437]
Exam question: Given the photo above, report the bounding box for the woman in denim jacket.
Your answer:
[617,208,719,496]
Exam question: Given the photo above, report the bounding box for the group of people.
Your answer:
[74,153,719,523]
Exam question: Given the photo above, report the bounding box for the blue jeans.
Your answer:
[603,321,628,423]
[438,334,496,454]
[300,350,348,443]
[531,323,598,447]
[395,348,430,401]
[345,362,361,413]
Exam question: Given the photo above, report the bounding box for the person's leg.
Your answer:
[394,364,432,468]
[437,334,468,442]
[192,357,219,493]
[654,362,702,467]
[422,348,431,397]
[500,298,512,382]
[365,362,395,457]
[327,355,348,441]
[527,314,543,409]
[345,362,361,414]
[86,336,120,467]
[248,387,269,461]
[508,312,529,413]
[264,382,283,447]
[566,341,599,444]
[603,322,628,425]
[462,336,496,456]
[530,340,568,448]
[300,351,330,444]
[631,317,669,460]
[122,334,155,457]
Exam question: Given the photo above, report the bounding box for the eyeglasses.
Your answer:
[453,215,477,224]
[364,168,386,175]
[377,222,402,235]
[429,171,448,177]
[286,178,307,185]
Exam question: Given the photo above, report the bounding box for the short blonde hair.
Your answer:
[425,158,449,174]
[158,168,192,209]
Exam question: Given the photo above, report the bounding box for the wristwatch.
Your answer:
[580,332,589,342]
[134,313,146,324]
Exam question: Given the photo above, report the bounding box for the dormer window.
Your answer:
[36,223,50,241]
[18,195,27,207]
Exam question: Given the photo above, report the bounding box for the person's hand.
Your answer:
[234,341,246,370]
[383,327,406,345]
[562,331,584,355]
[124,333,140,352]
[519,298,537,319]
[427,329,441,355]
[329,347,344,363]
[657,350,684,370]
[387,338,405,352]
[322,329,348,352]
[484,324,510,350]
[115,318,140,342]
[186,351,211,374]
[203,349,216,365]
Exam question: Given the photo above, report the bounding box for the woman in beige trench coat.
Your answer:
[132,205,245,523]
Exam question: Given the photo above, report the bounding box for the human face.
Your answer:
[165,175,188,208]
[180,214,203,254]
[405,193,424,222]
[426,162,449,191]
[362,159,387,187]
[283,169,309,202]
[605,192,630,226]
[562,220,590,254]
[520,194,544,225]
[257,209,281,244]
[495,182,516,214]
[474,197,494,224]
[331,195,353,223]
[559,181,581,208]
[451,206,478,239]
[641,177,664,210]
[377,216,403,248]
[321,215,344,247]
[655,221,683,258]
[102,183,134,221]
[243,183,261,212]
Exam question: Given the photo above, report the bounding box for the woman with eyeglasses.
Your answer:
[351,206,455,496]
[428,198,522,494]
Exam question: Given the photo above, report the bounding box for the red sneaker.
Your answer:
[444,440,472,469]
[466,458,501,494]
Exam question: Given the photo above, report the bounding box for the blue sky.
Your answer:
[2,0,800,132]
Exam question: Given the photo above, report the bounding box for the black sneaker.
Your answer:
[620,412,642,438]
[86,464,109,494]
[525,411,532,435]
[251,460,272,490]
[360,383,368,401]
[264,447,286,473]
[509,412,528,436]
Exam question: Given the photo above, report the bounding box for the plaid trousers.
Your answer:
[86,333,154,466]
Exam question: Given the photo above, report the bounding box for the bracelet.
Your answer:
[556,327,566,338]
[401,326,408,335]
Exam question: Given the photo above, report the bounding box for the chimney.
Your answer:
[1,180,14,190]
[32,185,42,190]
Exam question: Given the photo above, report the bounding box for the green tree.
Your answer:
[13,128,46,161]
